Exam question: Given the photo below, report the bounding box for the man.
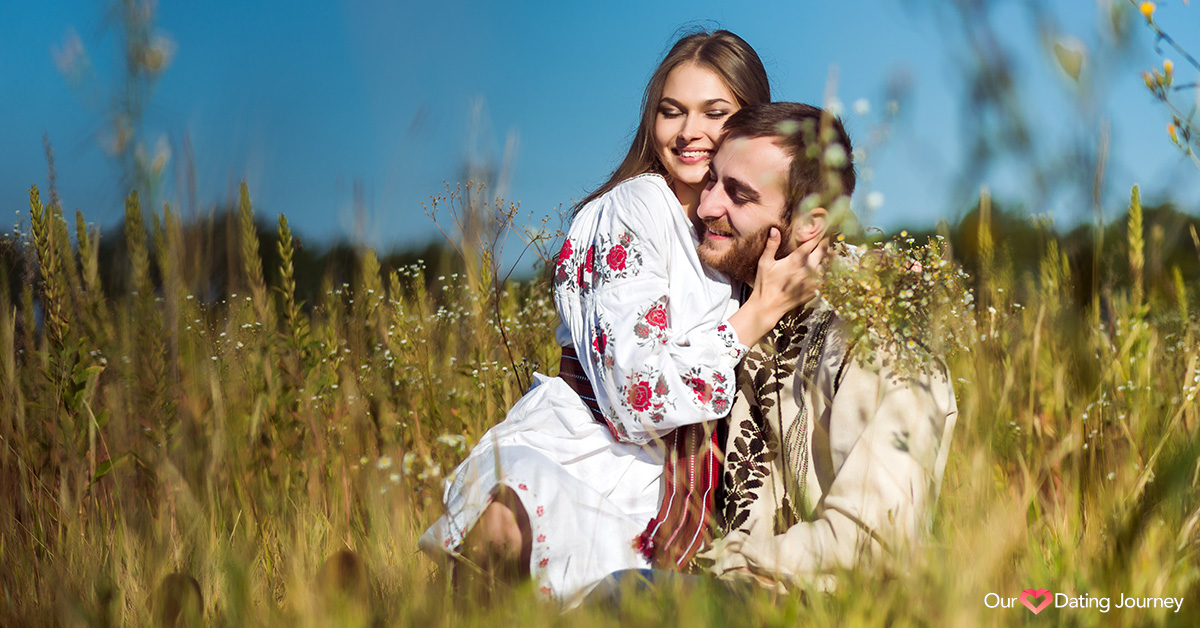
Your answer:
[692,102,958,589]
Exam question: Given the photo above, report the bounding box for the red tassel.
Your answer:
[633,521,658,561]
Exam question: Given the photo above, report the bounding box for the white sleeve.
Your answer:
[553,181,747,444]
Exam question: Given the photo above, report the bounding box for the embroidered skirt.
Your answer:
[419,374,663,606]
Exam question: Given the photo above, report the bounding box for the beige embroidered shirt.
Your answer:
[703,303,958,589]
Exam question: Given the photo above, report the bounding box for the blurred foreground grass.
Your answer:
[2,182,1200,627]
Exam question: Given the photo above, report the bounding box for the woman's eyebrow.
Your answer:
[658,97,732,108]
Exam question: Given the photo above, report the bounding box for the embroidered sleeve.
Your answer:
[556,179,747,444]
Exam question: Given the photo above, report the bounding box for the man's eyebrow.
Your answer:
[659,97,733,108]
[723,175,761,203]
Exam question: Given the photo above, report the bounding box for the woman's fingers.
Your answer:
[751,226,837,310]
[770,231,819,273]
[808,239,830,273]
[757,227,781,268]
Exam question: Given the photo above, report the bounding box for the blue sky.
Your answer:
[2,1,1197,273]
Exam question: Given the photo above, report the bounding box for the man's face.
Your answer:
[696,135,791,284]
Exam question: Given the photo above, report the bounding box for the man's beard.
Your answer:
[696,217,793,285]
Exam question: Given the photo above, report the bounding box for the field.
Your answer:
[2,178,1200,627]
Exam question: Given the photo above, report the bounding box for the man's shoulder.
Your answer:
[796,303,955,396]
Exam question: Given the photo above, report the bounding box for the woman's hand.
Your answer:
[727,227,827,348]
[752,227,826,316]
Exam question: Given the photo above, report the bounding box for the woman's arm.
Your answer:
[555,178,823,444]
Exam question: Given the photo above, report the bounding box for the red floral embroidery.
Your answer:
[645,303,668,329]
[606,245,627,270]
[557,239,572,266]
[537,534,546,543]
[444,538,452,548]
[633,298,670,345]
[618,372,673,423]
[682,366,732,414]
[592,330,607,356]
[536,505,545,516]
[539,586,552,596]
[518,483,528,491]
[628,381,653,411]
[588,229,642,288]
[539,558,549,568]
[557,227,641,292]
[591,321,616,373]
[604,414,631,441]
[555,240,572,283]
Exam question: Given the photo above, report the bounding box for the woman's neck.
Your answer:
[672,180,702,227]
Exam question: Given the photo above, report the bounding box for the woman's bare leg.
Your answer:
[455,485,532,596]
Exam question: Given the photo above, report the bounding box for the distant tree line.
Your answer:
[1,204,477,321]
[4,194,1196,335]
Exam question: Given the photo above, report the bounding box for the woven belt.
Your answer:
[558,346,605,423]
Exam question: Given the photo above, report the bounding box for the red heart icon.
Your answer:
[1021,588,1052,614]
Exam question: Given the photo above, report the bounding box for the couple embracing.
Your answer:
[419,29,958,607]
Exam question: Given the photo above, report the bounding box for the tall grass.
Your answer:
[2,179,1199,626]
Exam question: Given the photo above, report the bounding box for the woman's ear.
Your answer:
[794,207,828,243]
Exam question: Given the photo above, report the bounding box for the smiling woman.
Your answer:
[572,30,770,218]
[653,62,738,213]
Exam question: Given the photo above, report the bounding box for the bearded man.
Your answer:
[693,102,959,589]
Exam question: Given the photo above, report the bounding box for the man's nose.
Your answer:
[697,182,723,219]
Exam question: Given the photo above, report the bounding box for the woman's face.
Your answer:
[654,62,739,198]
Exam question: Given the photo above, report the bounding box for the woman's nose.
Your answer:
[679,114,702,140]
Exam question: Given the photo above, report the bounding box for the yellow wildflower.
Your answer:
[1164,59,1174,76]
[1140,2,1156,20]
[1169,124,1178,144]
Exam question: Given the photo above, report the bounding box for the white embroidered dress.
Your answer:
[419,174,747,606]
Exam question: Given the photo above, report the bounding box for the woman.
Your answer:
[419,30,818,606]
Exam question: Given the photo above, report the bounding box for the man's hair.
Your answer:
[722,102,855,225]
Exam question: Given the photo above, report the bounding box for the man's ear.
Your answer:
[793,207,828,243]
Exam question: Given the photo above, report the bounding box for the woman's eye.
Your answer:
[706,110,730,120]
[659,109,682,119]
